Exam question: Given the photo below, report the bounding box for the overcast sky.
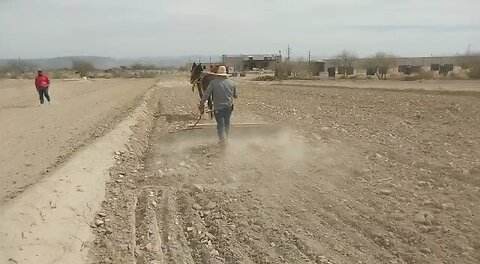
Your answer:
[0,0,479,59]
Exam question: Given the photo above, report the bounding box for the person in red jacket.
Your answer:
[35,69,51,104]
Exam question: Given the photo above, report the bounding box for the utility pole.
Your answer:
[308,50,312,78]
[287,45,291,62]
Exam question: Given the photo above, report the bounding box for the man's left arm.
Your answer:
[46,76,50,86]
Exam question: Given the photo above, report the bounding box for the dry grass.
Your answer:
[448,71,470,80]
[252,76,278,81]
[457,54,480,79]
[412,70,434,80]
[389,73,406,81]
[391,70,435,81]
[468,66,480,79]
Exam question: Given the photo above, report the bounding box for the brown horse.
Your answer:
[190,63,217,117]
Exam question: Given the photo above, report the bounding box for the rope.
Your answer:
[189,109,213,130]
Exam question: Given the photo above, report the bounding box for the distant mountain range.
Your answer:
[0,55,224,70]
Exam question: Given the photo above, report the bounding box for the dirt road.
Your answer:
[89,77,479,264]
[0,78,156,204]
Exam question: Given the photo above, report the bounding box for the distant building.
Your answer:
[311,61,326,76]
[324,55,474,70]
[222,54,282,72]
[185,62,223,72]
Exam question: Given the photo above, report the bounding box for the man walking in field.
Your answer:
[199,66,238,146]
[35,69,51,105]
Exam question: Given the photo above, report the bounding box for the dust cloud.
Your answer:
[163,127,309,173]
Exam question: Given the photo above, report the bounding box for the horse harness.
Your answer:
[191,72,207,94]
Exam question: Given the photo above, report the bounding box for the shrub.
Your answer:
[448,71,469,80]
[72,60,95,77]
[409,69,434,81]
[457,54,480,79]
[131,63,159,70]
[51,71,63,79]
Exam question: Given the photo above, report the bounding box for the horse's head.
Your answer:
[190,63,203,84]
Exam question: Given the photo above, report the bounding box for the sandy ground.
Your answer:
[0,78,156,204]
[86,76,479,264]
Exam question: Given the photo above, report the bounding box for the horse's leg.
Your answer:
[207,96,213,119]
[197,83,203,101]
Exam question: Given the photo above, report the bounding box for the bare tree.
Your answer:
[336,50,357,66]
[72,60,95,77]
[362,52,396,69]
[336,50,357,77]
[457,53,480,78]
[361,52,397,79]
[291,57,308,77]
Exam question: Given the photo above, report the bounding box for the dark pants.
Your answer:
[37,88,50,104]
[214,106,232,143]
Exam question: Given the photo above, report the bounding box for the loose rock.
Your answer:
[193,184,204,192]
[206,201,217,210]
[441,203,455,210]
[391,213,406,221]
[420,247,432,254]
[414,211,434,225]
[97,212,107,218]
[95,219,104,227]
[418,225,431,233]
[239,220,248,227]
[206,232,216,240]
[379,189,393,195]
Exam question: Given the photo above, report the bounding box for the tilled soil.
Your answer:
[91,77,480,264]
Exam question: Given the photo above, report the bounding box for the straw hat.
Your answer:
[214,66,229,77]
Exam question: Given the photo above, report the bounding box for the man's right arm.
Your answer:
[200,82,213,105]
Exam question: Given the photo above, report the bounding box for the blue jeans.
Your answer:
[214,106,232,143]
